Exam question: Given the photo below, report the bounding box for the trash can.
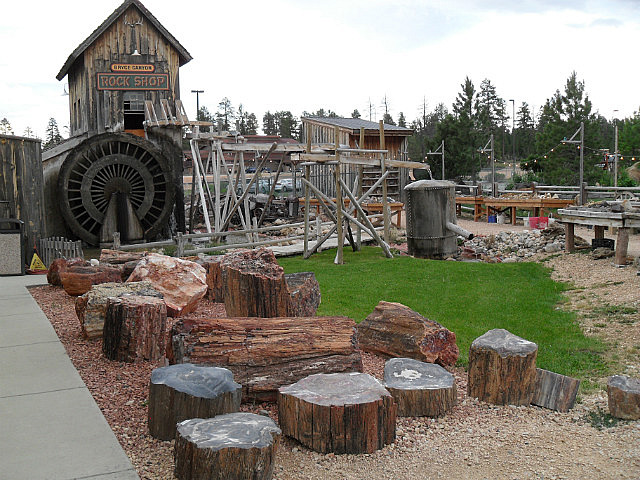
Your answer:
[0,218,25,275]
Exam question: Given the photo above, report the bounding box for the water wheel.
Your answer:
[57,133,175,246]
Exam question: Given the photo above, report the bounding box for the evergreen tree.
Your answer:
[382,113,396,126]
[0,117,13,135]
[515,102,535,158]
[197,106,214,133]
[237,104,259,135]
[43,118,62,150]
[397,112,407,128]
[245,113,259,135]
[262,111,277,135]
[274,111,298,139]
[216,97,235,132]
[351,109,361,119]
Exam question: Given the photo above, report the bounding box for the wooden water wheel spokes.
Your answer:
[58,133,175,245]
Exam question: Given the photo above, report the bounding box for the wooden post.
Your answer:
[564,222,575,253]
[594,225,605,239]
[188,167,197,234]
[176,231,184,257]
[335,126,344,264]
[615,227,630,266]
[112,231,121,250]
[357,127,365,250]
[379,120,390,244]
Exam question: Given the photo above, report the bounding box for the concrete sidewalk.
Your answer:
[0,275,138,480]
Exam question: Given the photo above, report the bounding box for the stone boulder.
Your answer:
[608,375,640,420]
[127,253,207,317]
[47,257,88,286]
[357,301,459,366]
[75,281,163,340]
[60,265,123,296]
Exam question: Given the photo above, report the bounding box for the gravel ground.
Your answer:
[30,223,640,479]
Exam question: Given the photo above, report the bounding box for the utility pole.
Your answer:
[562,122,585,204]
[613,109,619,189]
[191,89,204,120]
[479,135,495,196]
[510,99,515,177]
[425,140,445,180]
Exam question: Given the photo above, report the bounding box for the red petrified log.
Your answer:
[357,301,459,366]
[102,295,167,362]
[47,257,88,286]
[221,248,292,317]
[169,316,363,402]
[60,265,123,296]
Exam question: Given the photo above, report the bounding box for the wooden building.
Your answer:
[301,117,413,200]
[56,0,191,137]
[43,0,191,246]
[0,135,46,262]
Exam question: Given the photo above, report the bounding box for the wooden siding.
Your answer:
[67,3,181,136]
[0,135,46,259]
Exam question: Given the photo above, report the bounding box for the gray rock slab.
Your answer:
[0,388,138,480]
[279,372,390,406]
[177,413,281,451]
[0,341,86,398]
[384,357,455,390]
[471,328,538,357]
[151,363,241,398]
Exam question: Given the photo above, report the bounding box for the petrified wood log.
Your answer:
[148,364,242,441]
[278,372,396,454]
[127,253,208,317]
[201,256,224,303]
[99,249,146,265]
[75,281,162,340]
[357,301,459,366]
[174,413,281,480]
[47,257,88,286]
[285,272,321,317]
[531,368,580,413]
[169,316,362,402]
[60,265,123,296]
[103,295,167,362]
[467,328,538,406]
[221,248,292,317]
[383,357,456,417]
[607,375,640,420]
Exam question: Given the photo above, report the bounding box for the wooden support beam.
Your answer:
[335,127,344,265]
[615,227,630,266]
[357,127,365,250]
[304,164,311,257]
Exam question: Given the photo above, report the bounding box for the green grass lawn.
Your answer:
[279,247,608,381]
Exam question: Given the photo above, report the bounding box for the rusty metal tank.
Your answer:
[404,180,472,259]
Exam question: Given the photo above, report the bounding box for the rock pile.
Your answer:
[459,223,577,263]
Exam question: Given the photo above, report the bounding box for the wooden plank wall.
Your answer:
[0,135,46,260]
[67,4,181,136]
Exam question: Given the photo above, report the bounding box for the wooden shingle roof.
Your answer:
[56,0,192,81]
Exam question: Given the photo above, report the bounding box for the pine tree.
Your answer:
[397,112,407,128]
[43,118,62,150]
[0,117,13,135]
[263,111,277,135]
[216,98,235,132]
[351,109,361,119]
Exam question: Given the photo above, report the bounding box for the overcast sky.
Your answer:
[1,0,638,139]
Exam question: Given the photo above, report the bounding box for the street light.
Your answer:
[509,99,515,177]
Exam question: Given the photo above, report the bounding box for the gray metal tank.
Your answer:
[404,180,472,259]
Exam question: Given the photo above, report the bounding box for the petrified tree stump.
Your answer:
[221,248,292,317]
[75,281,162,340]
[285,272,321,316]
[467,329,538,406]
[383,357,456,417]
[608,375,640,420]
[174,413,281,480]
[169,316,362,402]
[278,372,396,454]
[103,295,167,362]
[148,364,242,441]
[357,301,459,366]
[47,257,87,286]
[60,265,123,296]
[531,368,580,413]
[201,256,224,303]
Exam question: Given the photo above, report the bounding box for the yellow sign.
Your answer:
[29,254,47,271]
[111,63,155,73]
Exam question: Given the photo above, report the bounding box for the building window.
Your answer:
[123,92,145,130]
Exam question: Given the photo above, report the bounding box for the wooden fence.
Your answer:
[39,237,84,267]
